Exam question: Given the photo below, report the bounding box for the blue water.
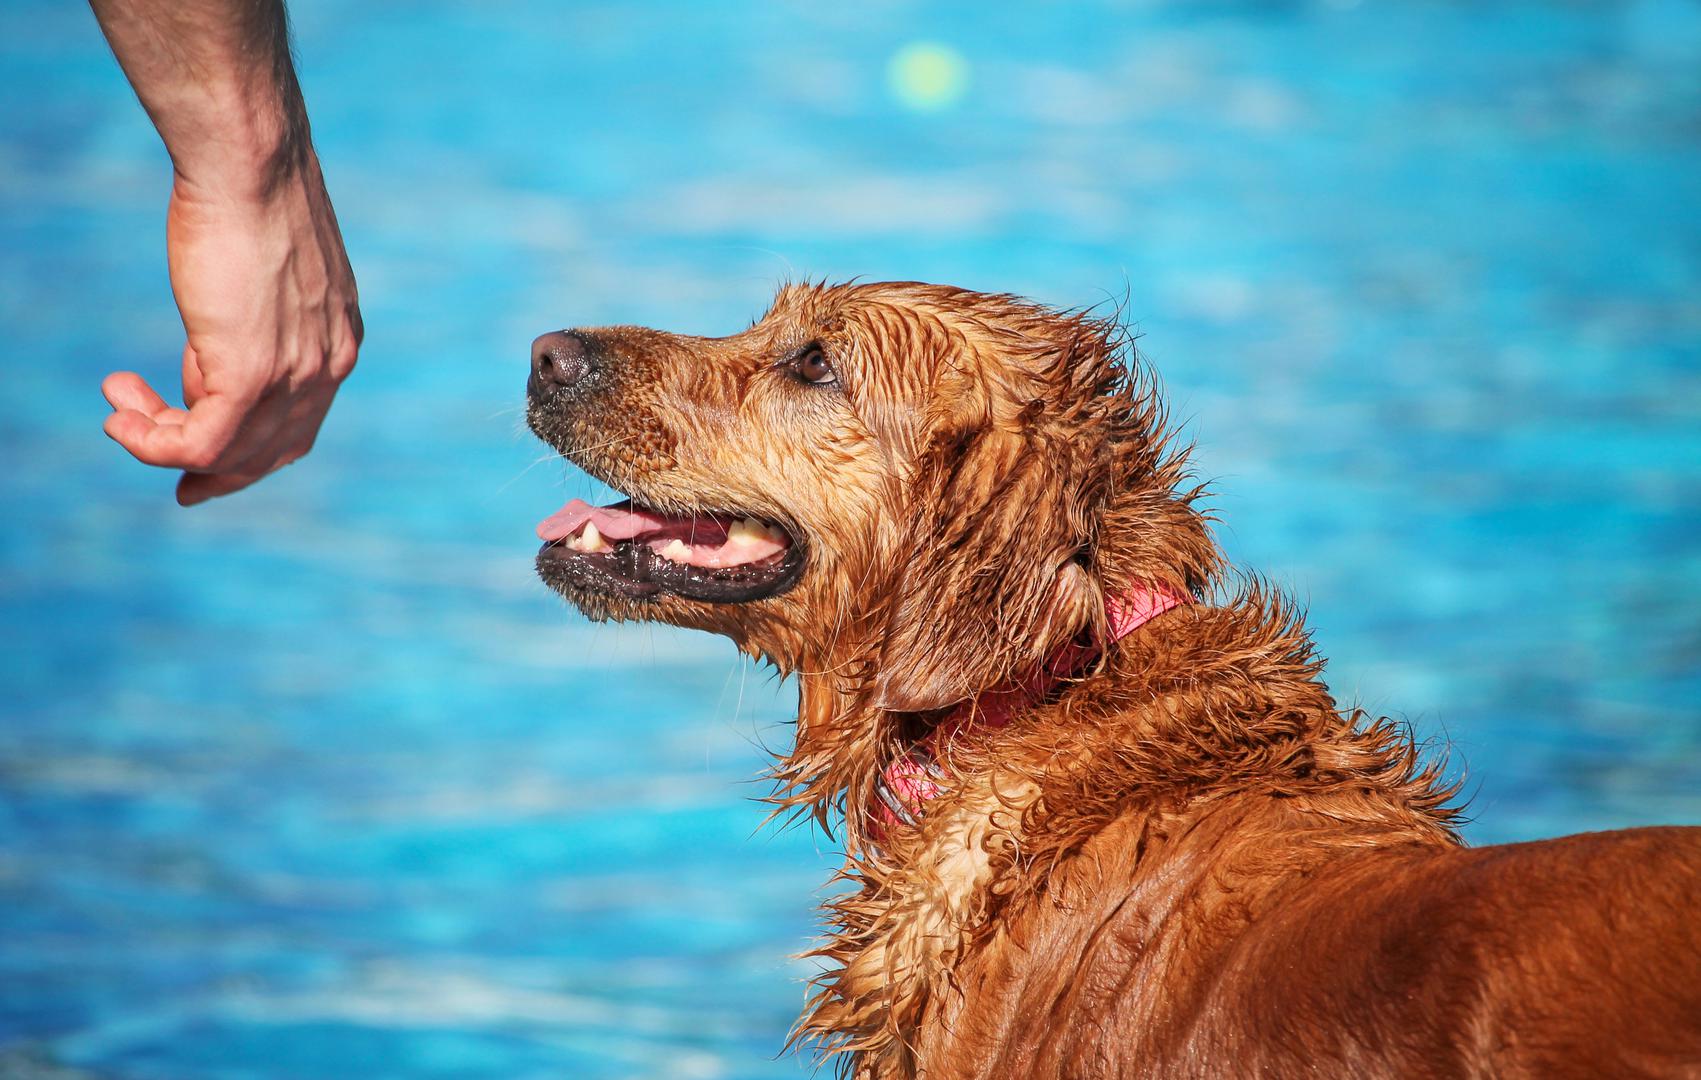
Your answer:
[2,1,1699,1076]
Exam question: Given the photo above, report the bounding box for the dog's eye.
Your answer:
[790,344,838,387]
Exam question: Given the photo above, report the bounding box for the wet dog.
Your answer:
[526,282,1701,1079]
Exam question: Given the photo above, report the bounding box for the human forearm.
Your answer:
[88,0,309,200]
[91,0,361,505]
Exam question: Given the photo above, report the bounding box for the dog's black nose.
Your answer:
[530,330,592,396]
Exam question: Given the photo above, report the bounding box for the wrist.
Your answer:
[165,80,313,205]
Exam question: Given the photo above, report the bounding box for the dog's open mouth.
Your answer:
[535,498,804,603]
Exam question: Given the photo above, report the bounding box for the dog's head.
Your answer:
[527,282,1214,818]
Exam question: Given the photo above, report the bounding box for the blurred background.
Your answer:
[2,0,1699,1076]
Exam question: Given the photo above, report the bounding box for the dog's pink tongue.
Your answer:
[537,499,678,542]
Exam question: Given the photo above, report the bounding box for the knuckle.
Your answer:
[329,342,359,382]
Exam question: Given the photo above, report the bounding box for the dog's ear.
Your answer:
[871,418,1103,713]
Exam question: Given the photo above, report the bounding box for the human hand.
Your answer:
[102,153,362,505]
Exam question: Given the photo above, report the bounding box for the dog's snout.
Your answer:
[530,330,594,397]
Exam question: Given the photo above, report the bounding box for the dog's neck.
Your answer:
[871,582,1192,837]
[792,582,1195,1071]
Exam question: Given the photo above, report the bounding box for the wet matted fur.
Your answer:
[526,282,1701,1080]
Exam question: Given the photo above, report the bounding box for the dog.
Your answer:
[525,281,1701,1079]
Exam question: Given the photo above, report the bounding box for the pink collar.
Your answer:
[872,582,1190,836]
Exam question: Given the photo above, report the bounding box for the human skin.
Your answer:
[89,0,361,505]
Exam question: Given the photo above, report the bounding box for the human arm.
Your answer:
[89,0,361,505]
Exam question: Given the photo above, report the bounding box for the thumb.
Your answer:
[105,391,244,472]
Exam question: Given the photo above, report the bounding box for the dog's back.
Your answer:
[912,789,1700,1078]
[1222,826,1701,1079]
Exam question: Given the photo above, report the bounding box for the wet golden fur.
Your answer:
[527,282,1701,1079]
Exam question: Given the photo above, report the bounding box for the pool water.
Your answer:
[2,1,1698,1077]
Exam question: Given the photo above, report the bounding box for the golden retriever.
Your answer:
[525,281,1701,1080]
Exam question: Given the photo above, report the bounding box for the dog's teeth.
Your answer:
[658,538,693,563]
[574,521,611,553]
[730,517,781,544]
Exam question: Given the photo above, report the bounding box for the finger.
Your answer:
[104,407,181,459]
[104,392,246,471]
[177,432,314,507]
[211,389,320,477]
[224,429,302,480]
[176,469,264,506]
[224,392,331,477]
[102,371,188,423]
